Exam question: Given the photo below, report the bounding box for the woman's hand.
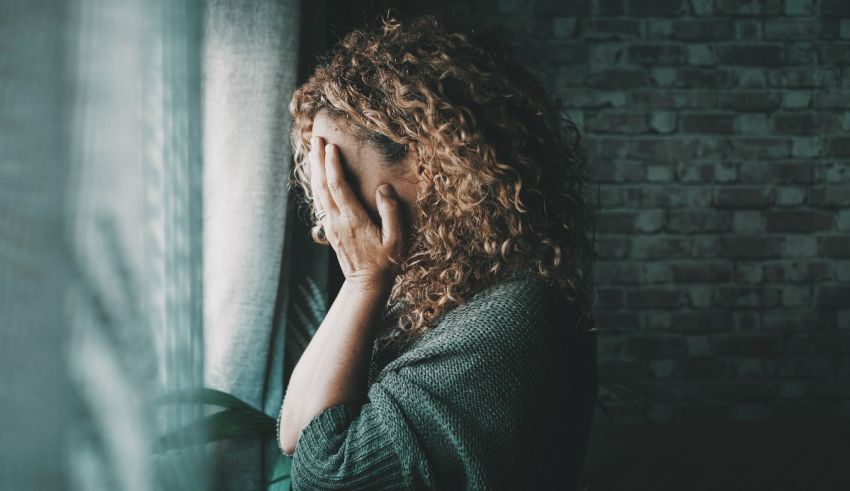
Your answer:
[310,136,404,288]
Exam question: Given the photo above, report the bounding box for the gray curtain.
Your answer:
[201,0,305,488]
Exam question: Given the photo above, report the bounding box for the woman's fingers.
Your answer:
[310,136,337,217]
[307,135,404,281]
[376,184,402,248]
[323,143,369,223]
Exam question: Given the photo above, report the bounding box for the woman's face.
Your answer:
[310,109,421,236]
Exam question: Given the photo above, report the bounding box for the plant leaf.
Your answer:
[301,275,328,328]
[153,408,276,453]
[154,387,261,413]
[285,275,328,375]
[268,453,293,490]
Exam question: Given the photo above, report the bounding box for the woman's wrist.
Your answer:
[340,274,394,341]
[344,272,394,297]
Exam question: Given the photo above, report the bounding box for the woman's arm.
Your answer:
[278,275,391,455]
[278,135,404,455]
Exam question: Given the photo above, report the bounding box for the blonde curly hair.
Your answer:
[287,12,598,346]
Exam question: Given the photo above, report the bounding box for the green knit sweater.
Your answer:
[282,271,598,490]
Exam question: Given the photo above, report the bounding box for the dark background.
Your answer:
[292,1,850,489]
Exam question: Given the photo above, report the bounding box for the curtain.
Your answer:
[2,0,206,489]
[1,0,322,489]
[0,1,73,488]
[65,0,207,489]
[200,0,308,488]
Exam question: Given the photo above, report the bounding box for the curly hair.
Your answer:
[287,11,599,346]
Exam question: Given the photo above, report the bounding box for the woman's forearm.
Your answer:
[278,276,392,454]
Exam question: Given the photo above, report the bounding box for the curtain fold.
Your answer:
[201,0,304,488]
[63,0,207,489]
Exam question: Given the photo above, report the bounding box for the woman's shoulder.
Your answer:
[442,270,569,326]
[385,270,576,360]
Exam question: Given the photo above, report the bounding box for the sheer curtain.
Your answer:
[1,0,312,488]
[0,0,308,491]
[0,1,74,488]
[62,0,207,489]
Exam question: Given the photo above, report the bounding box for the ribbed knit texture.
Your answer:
[285,270,598,490]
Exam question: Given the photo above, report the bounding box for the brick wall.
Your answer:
[494,0,850,422]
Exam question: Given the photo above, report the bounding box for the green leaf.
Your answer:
[154,387,262,413]
[300,275,328,327]
[153,408,276,453]
[268,453,293,490]
[285,275,328,376]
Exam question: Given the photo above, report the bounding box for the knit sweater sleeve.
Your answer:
[287,276,561,490]
[287,367,439,490]
[287,398,409,490]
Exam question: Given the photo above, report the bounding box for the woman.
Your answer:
[277,12,598,490]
